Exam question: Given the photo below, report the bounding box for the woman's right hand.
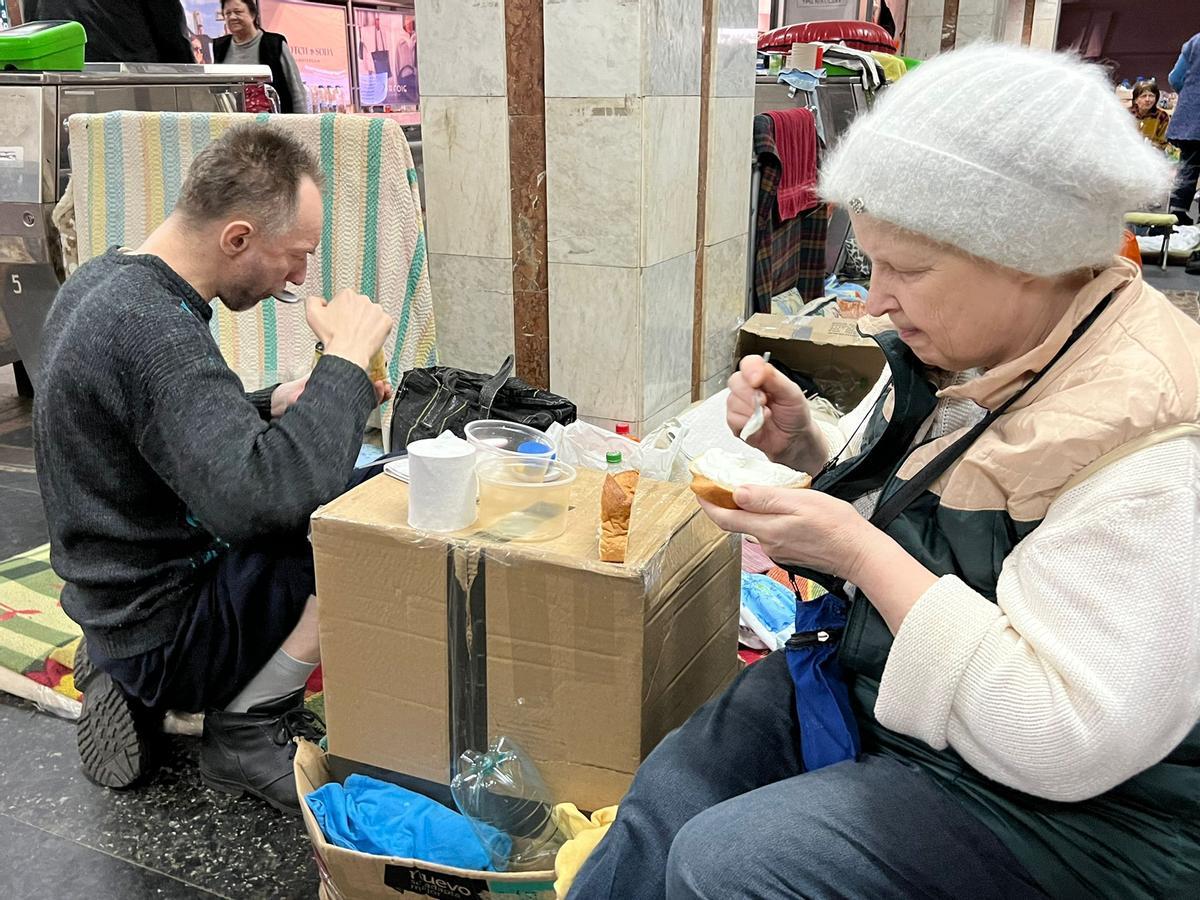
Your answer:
[727,355,823,471]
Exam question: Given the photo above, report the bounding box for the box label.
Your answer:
[385,865,489,898]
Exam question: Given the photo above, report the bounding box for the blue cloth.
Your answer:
[355,443,386,468]
[306,775,510,870]
[784,592,860,771]
[1167,33,1200,142]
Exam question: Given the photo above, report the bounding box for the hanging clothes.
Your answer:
[763,108,820,221]
[753,113,829,314]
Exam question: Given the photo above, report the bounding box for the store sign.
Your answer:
[260,0,352,100]
[782,0,862,24]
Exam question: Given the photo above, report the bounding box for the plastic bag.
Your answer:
[546,420,689,483]
[740,573,799,651]
[450,737,564,872]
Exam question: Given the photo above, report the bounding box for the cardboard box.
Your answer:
[787,42,820,72]
[312,469,740,812]
[295,740,556,900]
[736,313,886,409]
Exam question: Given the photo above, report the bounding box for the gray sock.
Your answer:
[224,647,317,713]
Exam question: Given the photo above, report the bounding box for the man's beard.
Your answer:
[218,287,271,313]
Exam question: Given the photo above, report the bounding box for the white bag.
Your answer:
[546,420,690,483]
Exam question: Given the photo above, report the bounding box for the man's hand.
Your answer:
[270,375,309,418]
[727,356,827,473]
[372,380,394,406]
[306,289,393,373]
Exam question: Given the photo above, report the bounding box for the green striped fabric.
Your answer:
[0,545,79,676]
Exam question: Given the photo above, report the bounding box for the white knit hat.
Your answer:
[819,43,1176,276]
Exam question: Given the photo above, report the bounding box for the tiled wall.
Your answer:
[543,0,705,432]
[415,0,515,374]
[418,0,759,431]
[905,0,1061,58]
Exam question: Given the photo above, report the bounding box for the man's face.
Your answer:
[217,177,322,312]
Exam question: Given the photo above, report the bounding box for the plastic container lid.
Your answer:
[615,423,631,436]
[606,451,622,465]
[464,420,556,461]
[517,440,552,456]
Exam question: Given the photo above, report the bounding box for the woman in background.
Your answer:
[215,0,309,114]
[1130,79,1170,149]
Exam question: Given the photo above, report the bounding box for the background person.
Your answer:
[214,0,309,114]
[1167,31,1200,224]
[1130,79,1170,148]
[27,0,193,64]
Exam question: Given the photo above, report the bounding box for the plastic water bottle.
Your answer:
[451,737,564,872]
[606,450,624,474]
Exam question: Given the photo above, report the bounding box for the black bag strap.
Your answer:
[478,355,515,419]
[870,292,1114,531]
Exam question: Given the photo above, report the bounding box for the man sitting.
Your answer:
[34,123,393,813]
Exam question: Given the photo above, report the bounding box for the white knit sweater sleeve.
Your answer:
[874,434,1200,802]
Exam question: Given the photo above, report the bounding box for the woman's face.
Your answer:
[1135,92,1158,115]
[851,214,1070,371]
[223,1,256,40]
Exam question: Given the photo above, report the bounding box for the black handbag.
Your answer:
[388,355,577,450]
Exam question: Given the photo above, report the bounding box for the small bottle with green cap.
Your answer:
[606,450,624,475]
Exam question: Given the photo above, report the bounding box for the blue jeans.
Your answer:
[568,652,1045,900]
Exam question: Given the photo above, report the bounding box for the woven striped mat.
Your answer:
[0,544,324,722]
[0,545,81,699]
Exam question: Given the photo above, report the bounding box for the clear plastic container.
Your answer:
[451,737,564,872]
[465,420,556,461]
[475,458,576,542]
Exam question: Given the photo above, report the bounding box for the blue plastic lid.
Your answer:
[517,441,551,456]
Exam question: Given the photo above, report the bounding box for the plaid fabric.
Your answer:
[753,114,829,314]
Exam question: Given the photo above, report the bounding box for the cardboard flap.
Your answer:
[736,313,886,408]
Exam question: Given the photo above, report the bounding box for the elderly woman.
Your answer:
[568,45,1200,900]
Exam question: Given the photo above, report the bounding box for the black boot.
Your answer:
[73,638,153,789]
[199,690,325,814]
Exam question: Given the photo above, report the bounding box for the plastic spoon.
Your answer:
[271,289,301,304]
[739,351,771,442]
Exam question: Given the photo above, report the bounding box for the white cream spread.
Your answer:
[692,448,809,489]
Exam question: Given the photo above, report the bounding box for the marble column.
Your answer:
[1028,0,1062,51]
[417,0,756,431]
[414,0,516,375]
[903,0,1011,58]
[696,0,759,401]
[543,0,704,433]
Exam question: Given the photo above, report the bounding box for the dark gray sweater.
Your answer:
[33,249,376,659]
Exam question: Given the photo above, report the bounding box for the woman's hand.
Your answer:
[698,485,938,633]
[699,485,874,581]
[727,356,828,474]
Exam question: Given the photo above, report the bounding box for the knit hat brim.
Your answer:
[820,43,1177,277]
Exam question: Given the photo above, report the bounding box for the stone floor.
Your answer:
[0,366,320,900]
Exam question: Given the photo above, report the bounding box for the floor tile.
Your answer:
[0,812,216,899]
[0,694,319,900]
